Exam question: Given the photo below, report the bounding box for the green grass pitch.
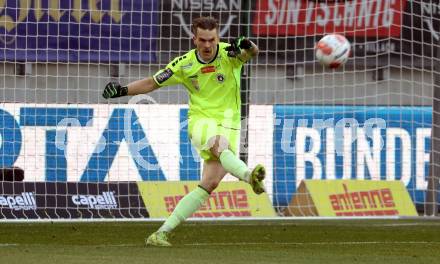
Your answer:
[0,219,440,264]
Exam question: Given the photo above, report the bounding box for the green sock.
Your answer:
[158,186,209,233]
[219,149,251,182]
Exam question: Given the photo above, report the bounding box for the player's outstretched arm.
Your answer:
[102,77,159,99]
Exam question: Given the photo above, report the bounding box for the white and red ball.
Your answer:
[315,34,351,68]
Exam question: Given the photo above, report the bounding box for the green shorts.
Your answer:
[188,117,240,161]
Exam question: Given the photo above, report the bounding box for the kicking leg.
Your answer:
[146,160,226,247]
[209,135,266,194]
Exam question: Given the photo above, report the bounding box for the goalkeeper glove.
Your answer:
[225,36,253,56]
[102,81,128,99]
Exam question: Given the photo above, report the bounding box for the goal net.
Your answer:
[0,0,438,219]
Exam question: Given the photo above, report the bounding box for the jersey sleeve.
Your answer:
[153,59,184,87]
[229,55,246,68]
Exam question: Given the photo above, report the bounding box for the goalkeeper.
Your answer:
[102,16,264,247]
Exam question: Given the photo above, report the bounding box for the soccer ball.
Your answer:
[315,34,351,68]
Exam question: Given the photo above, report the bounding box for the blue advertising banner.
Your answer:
[0,104,434,209]
[0,0,157,63]
[273,105,432,207]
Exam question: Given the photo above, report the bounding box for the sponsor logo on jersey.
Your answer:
[216,73,225,83]
[201,65,216,74]
[0,192,37,211]
[155,68,174,84]
[72,191,118,209]
[190,76,200,91]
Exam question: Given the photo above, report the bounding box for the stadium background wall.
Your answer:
[0,0,434,106]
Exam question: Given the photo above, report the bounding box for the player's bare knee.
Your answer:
[200,180,219,193]
[208,181,219,192]
[217,136,229,153]
[208,136,229,158]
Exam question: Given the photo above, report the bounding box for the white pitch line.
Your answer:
[0,243,143,248]
[182,241,440,246]
[371,223,440,227]
[2,242,438,248]
[0,243,18,247]
[106,244,139,247]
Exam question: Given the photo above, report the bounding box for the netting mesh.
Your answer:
[0,0,438,219]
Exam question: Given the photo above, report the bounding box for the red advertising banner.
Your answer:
[253,0,407,37]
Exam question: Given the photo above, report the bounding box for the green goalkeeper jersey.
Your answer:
[153,42,245,128]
